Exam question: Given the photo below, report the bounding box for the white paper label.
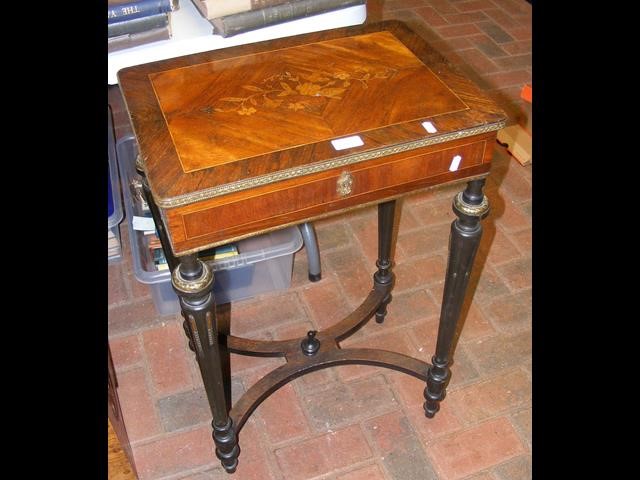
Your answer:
[331,135,364,150]
[449,155,462,172]
[422,121,438,133]
[132,216,156,231]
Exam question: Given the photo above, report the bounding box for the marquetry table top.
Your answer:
[119,21,504,208]
[118,20,505,255]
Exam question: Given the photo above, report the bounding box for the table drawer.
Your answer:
[166,135,494,254]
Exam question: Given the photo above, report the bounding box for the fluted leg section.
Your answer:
[374,200,396,323]
[424,180,489,417]
[173,255,240,473]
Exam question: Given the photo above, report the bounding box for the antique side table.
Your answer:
[118,20,506,474]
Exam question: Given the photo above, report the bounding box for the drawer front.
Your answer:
[167,136,494,254]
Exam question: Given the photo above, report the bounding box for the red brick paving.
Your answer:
[336,464,387,480]
[302,277,364,330]
[437,23,483,38]
[393,254,447,291]
[109,1,531,477]
[445,11,489,24]
[502,39,532,55]
[509,227,532,254]
[456,48,500,74]
[484,8,522,29]
[228,418,279,480]
[424,0,462,15]
[337,329,420,382]
[408,400,465,440]
[385,0,429,11]
[274,425,373,480]
[447,369,531,423]
[132,426,215,479]
[141,321,195,396]
[467,33,509,57]
[109,334,143,369]
[364,410,439,478]
[455,0,497,12]
[415,6,450,26]
[428,417,526,479]
[241,366,311,444]
[116,368,162,443]
[493,200,531,233]
[464,473,497,480]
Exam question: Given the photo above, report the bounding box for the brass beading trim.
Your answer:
[172,260,213,294]
[156,121,505,208]
[453,192,490,217]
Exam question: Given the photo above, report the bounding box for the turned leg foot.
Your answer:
[424,357,448,418]
[214,418,240,473]
[424,180,489,417]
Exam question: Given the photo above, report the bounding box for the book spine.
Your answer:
[108,0,177,24]
[212,0,366,38]
[108,25,171,52]
[199,0,291,20]
[108,13,169,37]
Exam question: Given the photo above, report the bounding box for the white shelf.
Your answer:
[108,0,367,84]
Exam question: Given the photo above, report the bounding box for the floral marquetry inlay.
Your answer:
[146,30,471,172]
[206,67,398,116]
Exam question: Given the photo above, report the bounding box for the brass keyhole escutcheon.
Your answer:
[336,171,354,197]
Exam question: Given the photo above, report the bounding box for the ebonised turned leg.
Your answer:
[143,173,234,410]
[374,200,396,323]
[172,255,239,473]
[424,180,489,418]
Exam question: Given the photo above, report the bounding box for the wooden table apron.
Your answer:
[118,20,505,474]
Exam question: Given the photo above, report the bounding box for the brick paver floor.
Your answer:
[108,1,531,478]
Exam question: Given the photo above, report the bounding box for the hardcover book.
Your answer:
[108,25,172,52]
[192,0,291,20]
[199,243,240,262]
[211,0,366,37]
[148,236,238,271]
[108,0,179,24]
[108,12,170,38]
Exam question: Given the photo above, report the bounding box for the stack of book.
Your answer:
[192,0,366,38]
[147,233,168,270]
[108,0,180,52]
[132,202,239,271]
[148,233,239,271]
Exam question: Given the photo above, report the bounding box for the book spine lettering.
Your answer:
[108,13,169,37]
[212,0,366,37]
[108,0,176,24]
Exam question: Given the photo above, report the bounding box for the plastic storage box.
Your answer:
[108,107,123,263]
[116,135,303,316]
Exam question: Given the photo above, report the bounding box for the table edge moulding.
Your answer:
[117,19,506,474]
